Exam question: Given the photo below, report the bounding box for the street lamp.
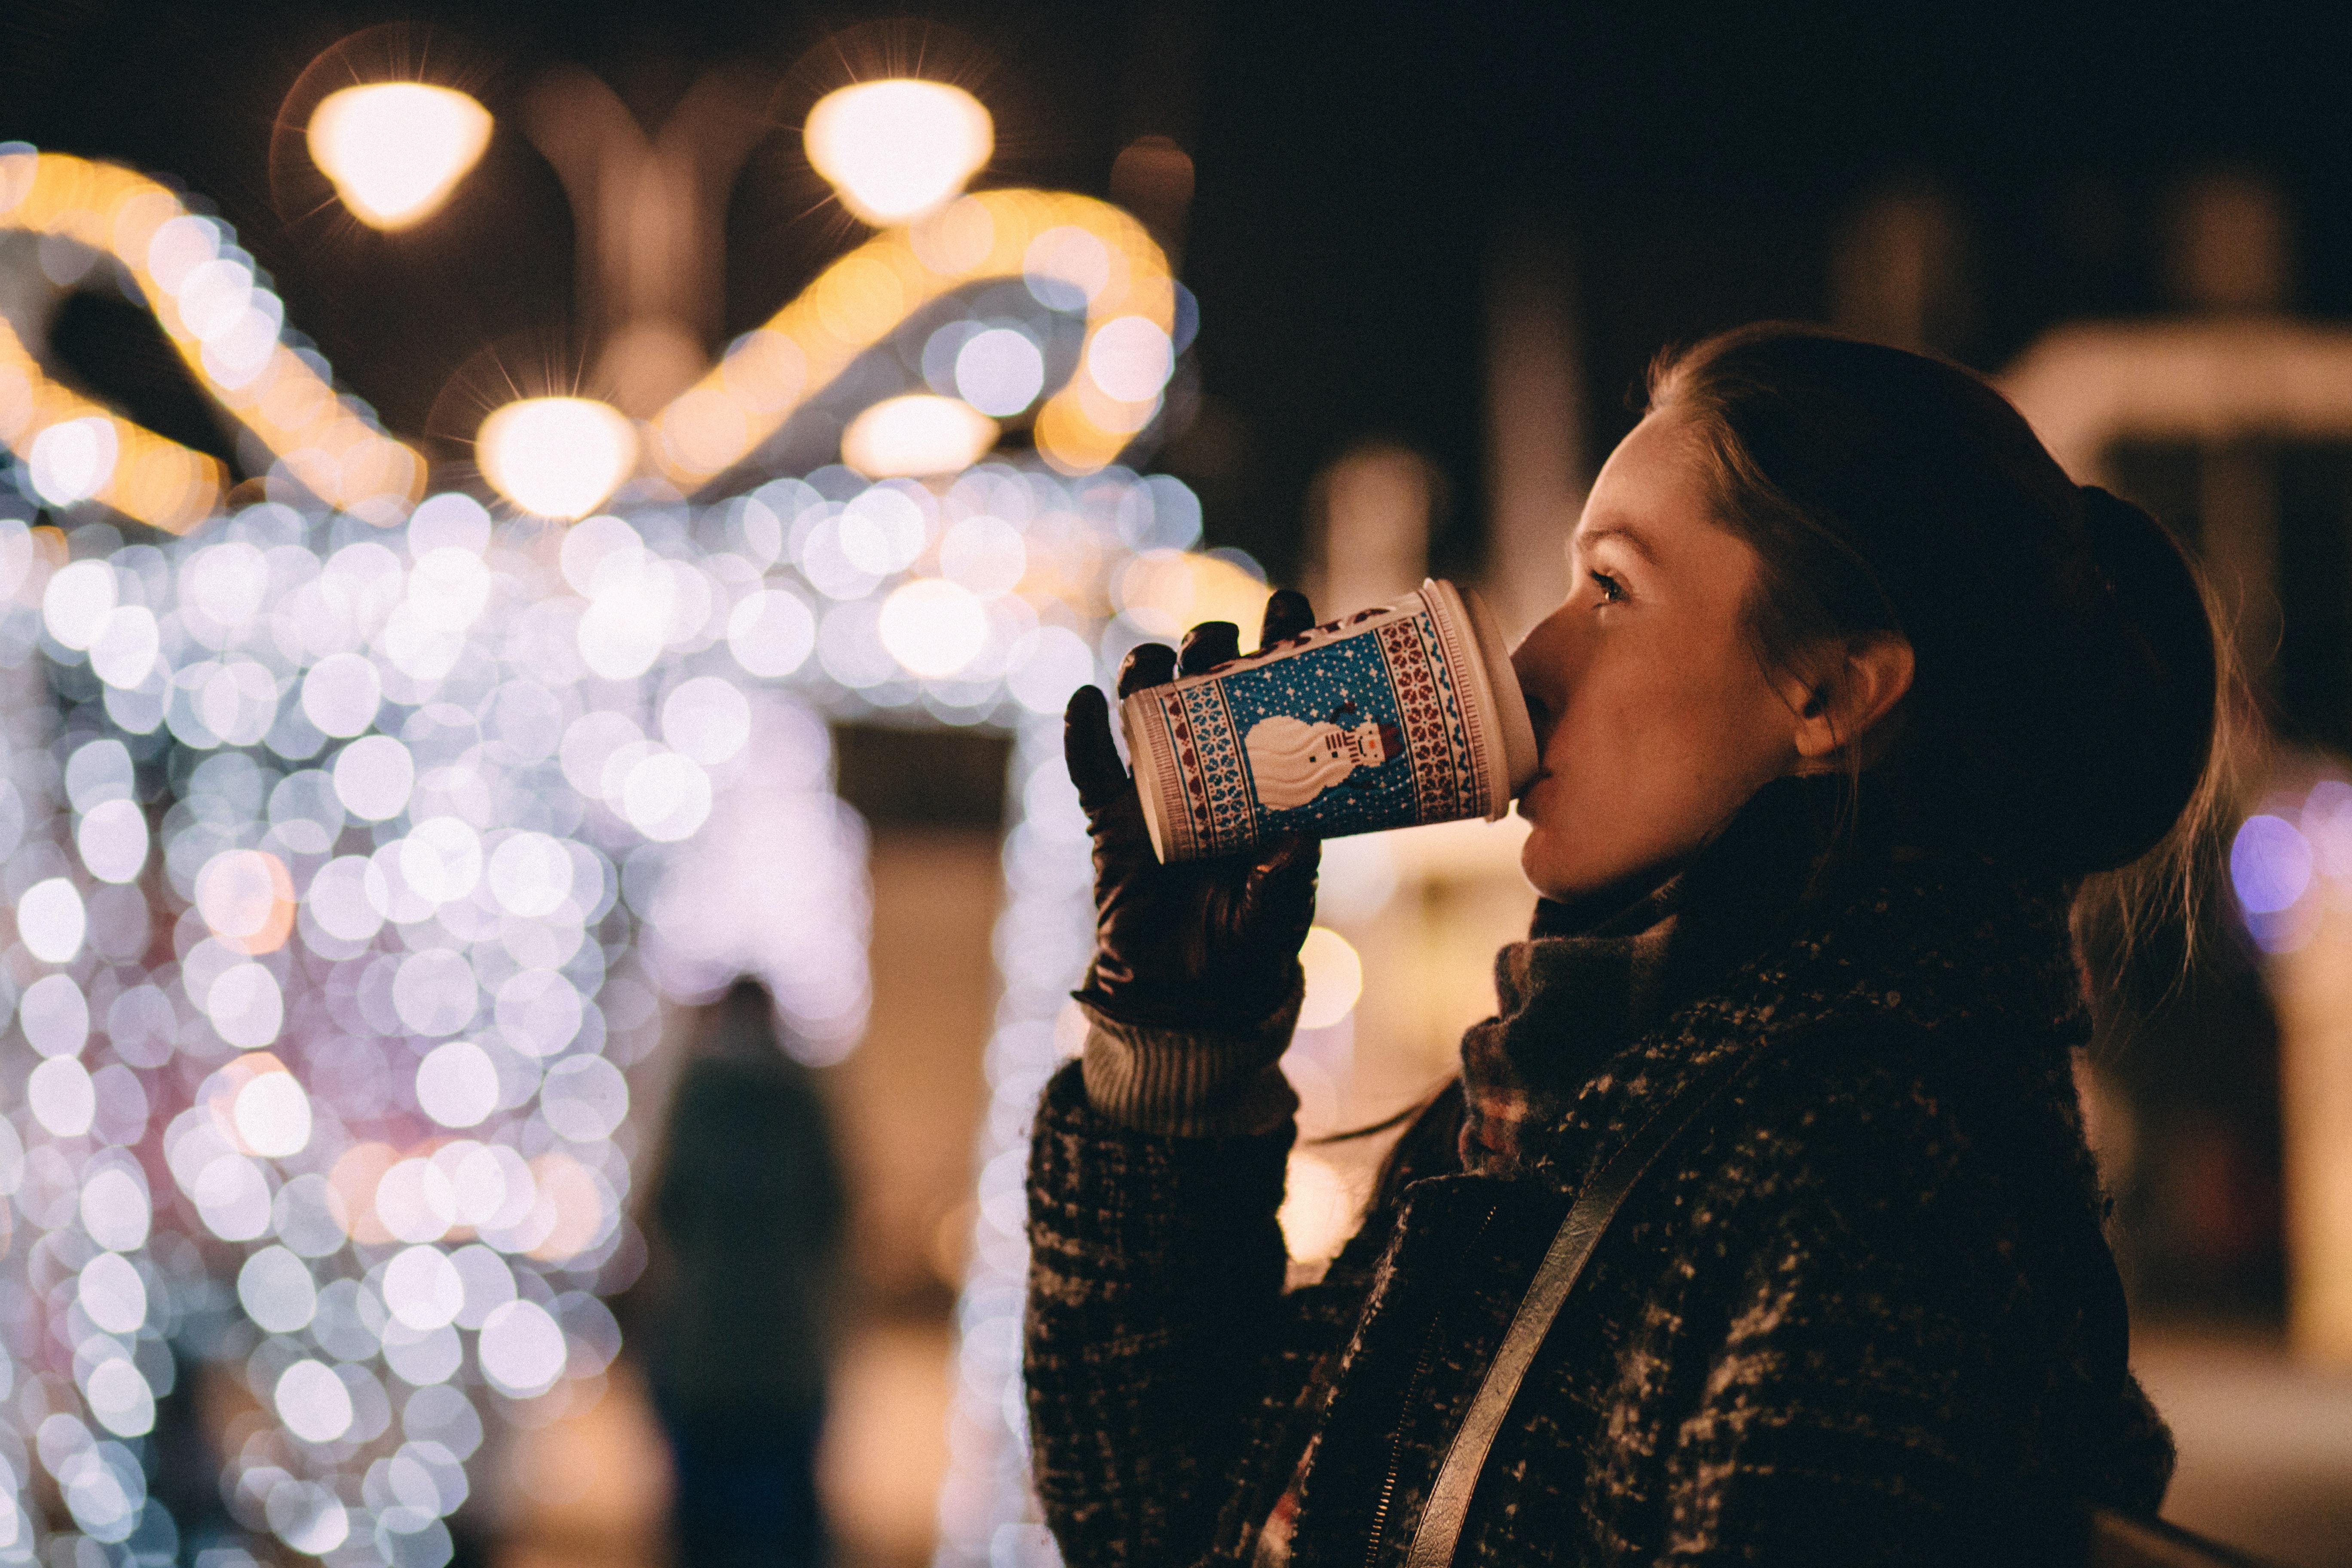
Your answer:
[306,83,492,230]
[803,78,994,226]
[475,395,639,518]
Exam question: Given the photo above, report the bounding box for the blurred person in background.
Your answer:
[1027,325,2234,1565]
[632,977,846,1568]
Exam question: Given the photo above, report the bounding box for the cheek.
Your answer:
[1522,633,1788,894]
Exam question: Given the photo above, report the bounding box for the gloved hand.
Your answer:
[1064,588,1322,1034]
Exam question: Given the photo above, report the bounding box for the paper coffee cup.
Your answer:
[1120,579,1540,863]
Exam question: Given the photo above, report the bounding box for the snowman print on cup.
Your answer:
[1242,699,1404,809]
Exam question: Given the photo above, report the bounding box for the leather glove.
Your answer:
[1063,588,1322,1035]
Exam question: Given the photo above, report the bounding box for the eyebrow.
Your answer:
[1573,522,1661,565]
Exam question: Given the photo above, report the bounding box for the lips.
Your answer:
[1513,769,1551,822]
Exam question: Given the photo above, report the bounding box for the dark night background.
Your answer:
[7,1,2351,582]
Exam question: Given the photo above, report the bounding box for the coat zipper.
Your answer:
[1361,1202,1499,1568]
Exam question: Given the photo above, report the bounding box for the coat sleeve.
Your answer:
[1024,1063,1376,1568]
[1653,1057,2172,1566]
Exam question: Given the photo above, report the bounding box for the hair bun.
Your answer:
[2048,486,2218,872]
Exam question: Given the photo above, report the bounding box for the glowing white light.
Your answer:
[803,78,993,226]
[662,676,752,764]
[196,849,291,952]
[184,541,267,628]
[384,1246,466,1332]
[407,547,491,631]
[333,734,415,821]
[274,1359,355,1443]
[955,328,1047,416]
[416,1041,498,1129]
[28,416,117,505]
[207,962,285,1050]
[80,1166,152,1252]
[18,877,86,963]
[539,1055,629,1142]
[301,652,383,737]
[1297,926,1364,1029]
[727,589,818,678]
[495,970,584,1058]
[485,832,574,919]
[305,855,387,943]
[841,395,998,479]
[28,1057,93,1136]
[400,816,484,905]
[79,1253,149,1336]
[382,1320,462,1387]
[477,1299,567,1396]
[233,1064,311,1156]
[1008,625,1099,714]
[274,1173,351,1257]
[1087,315,1177,402]
[267,1481,349,1555]
[307,83,492,230]
[376,1158,457,1245]
[84,1359,155,1439]
[940,514,1027,597]
[43,559,116,649]
[1277,1150,1357,1264]
[64,739,132,812]
[611,750,704,842]
[449,1244,518,1329]
[238,1246,319,1333]
[395,949,478,1036]
[19,973,88,1057]
[194,1154,273,1240]
[879,578,988,677]
[477,398,638,521]
[89,605,160,688]
[77,799,149,884]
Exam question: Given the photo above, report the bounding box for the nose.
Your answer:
[1510,600,1577,748]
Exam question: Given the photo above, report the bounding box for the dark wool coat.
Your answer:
[1024,816,2176,1567]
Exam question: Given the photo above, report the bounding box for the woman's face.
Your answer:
[1511,409,1808,900]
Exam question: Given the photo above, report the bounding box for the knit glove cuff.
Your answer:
[1078,967,1302,1137]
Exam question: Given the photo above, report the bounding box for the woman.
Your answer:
[1025,325,2225,1566]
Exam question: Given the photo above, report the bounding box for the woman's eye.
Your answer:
[1589,570,1625,604]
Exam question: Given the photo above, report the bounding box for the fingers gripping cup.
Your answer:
[1121,580,1539,862]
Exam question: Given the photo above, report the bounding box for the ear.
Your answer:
[1787,633,1915,772]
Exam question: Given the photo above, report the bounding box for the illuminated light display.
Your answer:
[473,398,639,520]
[306,85,494,232]
[803,79,994,227]
[0,116,1224,1566]
[646,189,1177,489]
[0,148,426,526]
[840,394,1000,479]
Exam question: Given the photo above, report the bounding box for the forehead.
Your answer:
[1577,410,1763,597]
[1577,410,1724,554]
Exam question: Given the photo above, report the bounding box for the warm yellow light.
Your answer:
[646,188,1174,488]
[1114,549,1273,643]
[879,578,988,677]
[804,79,992,227]
[1298,927,1365,1029]
[1277,1151,1358,1264]
[476,397,638,520]
[840,393,997,478]
[308,83,493,230]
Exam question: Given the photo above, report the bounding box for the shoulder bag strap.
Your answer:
[1403,1045,1768,1568]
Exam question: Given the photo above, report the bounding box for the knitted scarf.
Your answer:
[1458,776,1847,1176]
